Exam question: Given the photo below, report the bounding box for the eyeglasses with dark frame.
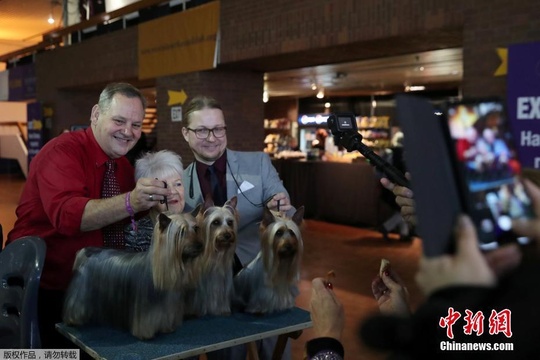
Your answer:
[186,126,227,139]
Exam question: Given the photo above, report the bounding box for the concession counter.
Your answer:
[272,159,397,228]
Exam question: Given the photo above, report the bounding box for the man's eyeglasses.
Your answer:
[186,126,227,139]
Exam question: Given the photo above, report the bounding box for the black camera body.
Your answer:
[326,112,362,147]
[326,112,410,188]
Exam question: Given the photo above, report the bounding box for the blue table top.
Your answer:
[56,307,312,360]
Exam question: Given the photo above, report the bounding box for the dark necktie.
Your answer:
[101,160,125,248]
[208,165,226,206]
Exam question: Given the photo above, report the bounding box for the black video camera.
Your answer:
[326,112,410,188]
[326,112,359,149]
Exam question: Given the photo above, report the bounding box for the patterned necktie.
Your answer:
[101,160,125,248]
[208,165,225,206]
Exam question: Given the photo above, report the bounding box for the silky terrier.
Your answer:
[62,212,203,340]
[184,196,239,317]
[234,206,304,314]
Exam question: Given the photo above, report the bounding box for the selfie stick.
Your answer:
[336,131,410,188]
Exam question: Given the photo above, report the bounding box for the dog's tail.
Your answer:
[63,265,92,325]
[63,246,108,325]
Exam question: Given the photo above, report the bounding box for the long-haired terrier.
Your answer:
[62,212,203,340]
[234,206,304,314]
[184,196,239,317]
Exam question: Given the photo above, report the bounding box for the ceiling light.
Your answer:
[47,0,61,25]
[316,88,324,99]
[406,85,426,92]
[324,102,331,108]
[311,83,317,90]
[263,91,269,103]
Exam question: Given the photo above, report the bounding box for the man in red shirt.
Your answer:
[7,82,169,349]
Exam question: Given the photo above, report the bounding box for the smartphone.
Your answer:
[443,98,535,250]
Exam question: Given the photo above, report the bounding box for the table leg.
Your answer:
[272,330,303,360]
[247,341,260,360]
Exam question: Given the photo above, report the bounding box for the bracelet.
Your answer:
[125,191,137,232]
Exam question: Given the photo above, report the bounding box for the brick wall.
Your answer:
[220,0,465,68]
[36,27,140,136]
[32,0,540,140]
[461,1,540,97]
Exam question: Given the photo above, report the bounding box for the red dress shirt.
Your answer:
[7,127,135,290]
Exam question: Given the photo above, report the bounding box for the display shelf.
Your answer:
[357,116,391,149]
[264,118,292,155]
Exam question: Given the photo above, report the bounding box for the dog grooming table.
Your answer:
[56,306,312,360]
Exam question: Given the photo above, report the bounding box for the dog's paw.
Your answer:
[132,329,157,340]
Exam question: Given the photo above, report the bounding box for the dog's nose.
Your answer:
[223,232,235,242]
[278,243,297,257]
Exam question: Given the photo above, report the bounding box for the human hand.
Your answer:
[267,192,293,213]
[512,179,540,247]
[415,215,496,297]
[310,277,344,341]
[130,178,170,213]
[484,243,521,278]
[371,267,411,317]
[380,173,416,227]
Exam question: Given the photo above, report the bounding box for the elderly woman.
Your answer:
[124,150,185,251]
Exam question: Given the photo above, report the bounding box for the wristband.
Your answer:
[125,191,137,232]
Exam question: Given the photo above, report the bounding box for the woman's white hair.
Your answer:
[134,150,184,181]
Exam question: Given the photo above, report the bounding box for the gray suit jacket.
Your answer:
[183,149,292,265]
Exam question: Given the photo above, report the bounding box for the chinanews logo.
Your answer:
[438,307,514,352]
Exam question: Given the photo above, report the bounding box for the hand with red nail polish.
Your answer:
[324,270,336,290]
[371,262,411,317]
[309,277,344,341]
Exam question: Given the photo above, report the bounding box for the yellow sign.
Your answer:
[138,1,220,80]
[494,48,508,76]
[168,89,188,106]
[29,119,42,130]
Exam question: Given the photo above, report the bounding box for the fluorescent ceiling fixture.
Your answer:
[405,85,426,92]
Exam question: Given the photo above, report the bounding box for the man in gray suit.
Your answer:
[181,95,294,267]
[181,95,295,359]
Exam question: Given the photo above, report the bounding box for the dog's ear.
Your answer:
[261,206,276,228]
[158,213,172,231]
[226,196,238,209]
[291,206,305,227]
[191,203,203,217]
[203,193,214,210]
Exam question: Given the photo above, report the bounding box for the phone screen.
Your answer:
[445,99,534,250]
